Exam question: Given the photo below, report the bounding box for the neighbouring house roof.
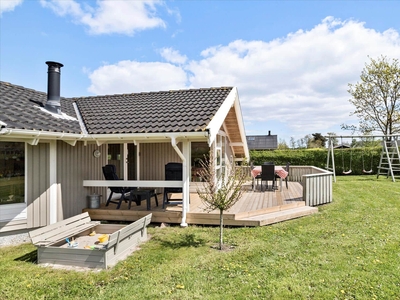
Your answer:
[246,135,278,150]
[74,87,232,134]
[333,144,351,149]
[0,81,81,133]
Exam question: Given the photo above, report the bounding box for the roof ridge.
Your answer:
[71,86,234,100]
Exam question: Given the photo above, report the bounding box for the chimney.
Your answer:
[45,61,64,114]
[268,130,271,136]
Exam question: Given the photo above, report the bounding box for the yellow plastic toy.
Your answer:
[98,234,109,243]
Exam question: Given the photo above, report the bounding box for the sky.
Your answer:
[1,0,400,145]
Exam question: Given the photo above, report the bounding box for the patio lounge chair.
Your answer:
[102,164,137,209]
[163,162,183,209]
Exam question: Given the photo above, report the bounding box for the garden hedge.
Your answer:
[250,147,382,176]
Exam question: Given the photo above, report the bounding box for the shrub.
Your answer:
[250,147,382,175]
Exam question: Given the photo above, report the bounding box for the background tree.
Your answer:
[297,134,312,148]
[278,139,289,149]
[348,56,400,140]
[290,137,297,149]
[197,153,249,250]
[309,133,327,148]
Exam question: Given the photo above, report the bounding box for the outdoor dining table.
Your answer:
[130,188,158,210]
[251,166,289,192]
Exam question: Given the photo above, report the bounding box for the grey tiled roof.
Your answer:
[0,81,81,133]
[1,81,233,135]
[74,87,233,134]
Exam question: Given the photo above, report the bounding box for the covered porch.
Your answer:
[83,166,332,227]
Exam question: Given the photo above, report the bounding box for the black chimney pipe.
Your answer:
[45,61,64,114]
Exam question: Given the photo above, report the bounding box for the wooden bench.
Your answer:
[29,213,152,269]
[29,212,100,247]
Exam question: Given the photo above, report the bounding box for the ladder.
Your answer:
[377,137,400,182]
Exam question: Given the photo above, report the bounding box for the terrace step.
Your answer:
[237,206,318,226]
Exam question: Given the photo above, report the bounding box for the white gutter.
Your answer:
[169,134,188,227]
[0,128,208,145]
[170,135,186,161]
[0,128,86,140]
[88,131,209,143]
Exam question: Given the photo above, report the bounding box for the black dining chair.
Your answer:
[254,162,274,190]
[261,164,276,192]
[163,162,183,208]
[275,162,290,189]
[102,164,137,209]
[284,162,290,189]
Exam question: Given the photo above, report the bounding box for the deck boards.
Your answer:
[83,181,317,227]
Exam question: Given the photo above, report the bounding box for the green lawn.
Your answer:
[1,176,399,299]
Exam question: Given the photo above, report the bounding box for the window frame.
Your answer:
[0,142,27,222]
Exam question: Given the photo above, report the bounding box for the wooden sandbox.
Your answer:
[29,212,152,269]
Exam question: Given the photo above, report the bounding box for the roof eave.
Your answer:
[233,95,250,159]
[206,87,237,146]
[0,128,209,146]
[206,87,249,159]
[88,131,209,145]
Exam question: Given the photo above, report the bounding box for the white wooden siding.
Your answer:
[27,142,50,228]
[139,143,182,180]
[57,141,107,220]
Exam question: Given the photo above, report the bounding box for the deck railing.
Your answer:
[289,166,333,206]
[191,165,332,207]
[235,165,333,206]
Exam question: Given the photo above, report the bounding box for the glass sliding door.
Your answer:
[107,144,124,178]
[0,142,25,205]
[127,143,137,180]
[107,143,137,180]
[191,142,209,182]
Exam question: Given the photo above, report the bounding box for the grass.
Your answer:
[1,176,399,299]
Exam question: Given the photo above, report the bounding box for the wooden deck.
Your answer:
[83,181,318,227]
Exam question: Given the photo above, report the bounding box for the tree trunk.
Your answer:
[219,209,223,250]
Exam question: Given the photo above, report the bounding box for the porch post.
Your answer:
[182,140,190,214]
[178,140,189,227]
[169,135,189,227]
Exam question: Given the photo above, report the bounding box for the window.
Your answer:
[0,142,25,205]
[215,134,227,182]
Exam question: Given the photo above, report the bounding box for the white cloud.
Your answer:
[0,0,23,16]
[40,0,166,35]
[87,17,400,138]
[185,17,400,136]
[88,60,187,94]
[159,47,187,64]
